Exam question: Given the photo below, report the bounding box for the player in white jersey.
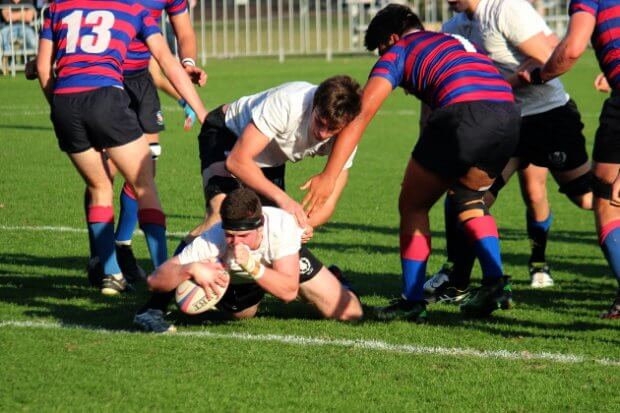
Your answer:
[424,0,593,301]
[136,188,363,332]
[181,75,362,249]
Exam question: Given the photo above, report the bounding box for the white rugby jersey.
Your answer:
[442,0,569,116]
[177,207,304,284]
[224,81,356,169]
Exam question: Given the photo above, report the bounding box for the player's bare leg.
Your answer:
[299,266,363,321]
[231,304,259,320]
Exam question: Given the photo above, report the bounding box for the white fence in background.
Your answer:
[0,4,39,76]
[2,0,571,75]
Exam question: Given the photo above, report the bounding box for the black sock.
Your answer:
[444,197,475,290]
[526,212,553,264]
[139,291,175,314]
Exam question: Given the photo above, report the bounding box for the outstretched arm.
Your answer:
[301,76,392,215]
[148,255,228,296]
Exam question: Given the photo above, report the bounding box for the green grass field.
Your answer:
[1,53,619,412]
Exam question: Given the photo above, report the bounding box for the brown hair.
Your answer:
[221,188,264,230]
[313,75,362,130]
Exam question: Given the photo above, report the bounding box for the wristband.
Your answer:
[530,67,545,85]
[252,263,265,280]
[181,57,196,67]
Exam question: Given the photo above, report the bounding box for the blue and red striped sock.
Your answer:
[138,208,168,268]
[599,220,620,285]
[400,233,431,302]
[463,215,503,280]
[87,205,121,276]
[115,182,138,245]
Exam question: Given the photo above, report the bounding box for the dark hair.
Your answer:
[364,4,424,51]
[312,75,362,130]
[221,188,263,231]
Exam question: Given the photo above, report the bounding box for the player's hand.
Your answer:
[277,195,308,228]
[301,172,336,217]
[594,73,611,93]
[25,59,37,80]
[190,261,228,299]
[178,98,197,131]
[184,65,207,87]
[232,244,256,270]
[517,69,533,85]
[301,224,314,243]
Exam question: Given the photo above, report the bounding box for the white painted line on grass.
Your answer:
[1,320,619,367]
[0,225,187,238]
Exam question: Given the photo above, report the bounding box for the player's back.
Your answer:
[124,0,188,74]
[570,0,620,91]
[41,0,160,94]
[370,30,514,109]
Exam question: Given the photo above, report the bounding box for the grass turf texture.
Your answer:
[1,54,619,411]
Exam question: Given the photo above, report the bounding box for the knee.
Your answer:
[569,193,593,210]
[231,306,258,320]
[336,296,363,321]
[448,183,488,222]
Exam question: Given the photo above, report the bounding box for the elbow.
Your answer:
[225,156,239,175]
[146,274,164,292]
[566,42,587,61]
[280,286,299,304]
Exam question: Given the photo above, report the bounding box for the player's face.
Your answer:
[446,0,471,13]
[309,109,344,141]
[224,228,262,250]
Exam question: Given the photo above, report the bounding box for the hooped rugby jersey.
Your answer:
[370,30,514,109]
[41,0,161,94]
[123,0,188,74]
[569,0,620,91]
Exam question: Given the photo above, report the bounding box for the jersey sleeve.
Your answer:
[250,89,292,140]
[40,7,53,40]
[177,228,223,265]
[166,0,189,17]
[137,8,162,42]
[497,0,549,46]
[368,49,404,90]
[569,0,598,16]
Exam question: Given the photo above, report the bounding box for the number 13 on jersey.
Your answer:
[62,10,115,54]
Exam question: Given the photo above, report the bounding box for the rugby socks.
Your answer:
[400,233,431,302]
[173,239,188,256]
[115,182,139,245]
[139,291,175,314]
[138,208,168,268]
[599,220,620,284]
[84,189,96,259]
[87,205,122,276]
[444,197,476,289]
[463,215,503,280]
[526,212,553,264]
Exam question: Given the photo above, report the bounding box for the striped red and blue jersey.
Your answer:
[569,0,620,91]
[123,0,188,74]
[40,0,161,94]
[370,31,514,109]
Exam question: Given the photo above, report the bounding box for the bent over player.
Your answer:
[302,4,520,321]
[521,0,620,318]
[37,0,207,295]
[138,188,363,332]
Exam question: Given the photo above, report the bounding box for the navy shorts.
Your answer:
[593,93,620,164]
[123,70,164,134]
[216,247,324,313]
[517,100,589,171]
[413,101,520,179]
[198,105,285,205]
[51,87,143,153]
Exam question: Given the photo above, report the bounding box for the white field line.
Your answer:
[0,224,187,238]
[1,320,619,367]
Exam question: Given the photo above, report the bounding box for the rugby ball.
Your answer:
[175,278,228,315]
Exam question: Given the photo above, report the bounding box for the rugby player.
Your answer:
[136,188,363,333]
[37,0,207,295]
[424,0,593,302]
[520,0,620,319]
[303,4,520,321]
[135,76,362,329]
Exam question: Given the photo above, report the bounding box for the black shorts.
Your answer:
[413,101,520,179]
[198,105,285,205]
[593,93,620,164]
[216,246,324,313]
[517,100,588,171]
[51,87,143,153]
[123,70,164,134]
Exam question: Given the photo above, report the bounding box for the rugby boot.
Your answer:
[599,289,620,320]
[115,244,146,284]
[460,275,512,317]
[529,262,554,288]
[373,298,427,323]
[101,274,131,296]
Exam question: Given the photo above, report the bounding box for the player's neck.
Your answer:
[402,28,420,37]
[465,0,480,17]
